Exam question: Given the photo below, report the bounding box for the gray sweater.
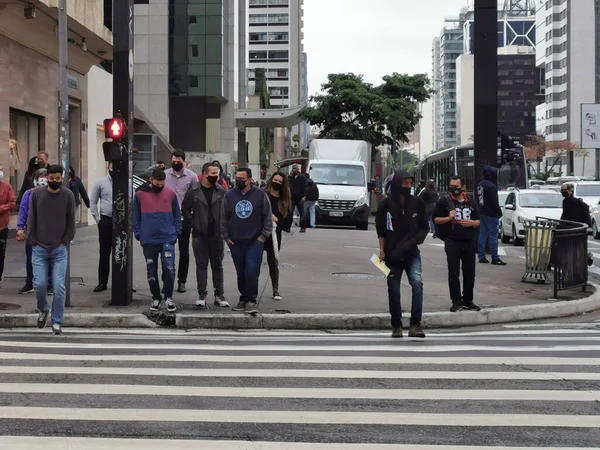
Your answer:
[27,186,76,249]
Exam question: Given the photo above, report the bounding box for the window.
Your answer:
[268,50,288,61]
[189,75,198,88]
[268,13,288,24]
[269,32,289,42]
[249,32,268,42]
[269,86,289,97]
[249,14,268,25]
[249,51,267,61]
[9,109,41,199]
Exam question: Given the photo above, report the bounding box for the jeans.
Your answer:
[192,235,224,296]
[425,204,435,233]
[32,245,68,325]
[445,239,477,305]
[26,241,52,287]
[292,198,304,226]
[177,221,192,284]
[0,228,7,280]
[387,253,424,327]
[143,243,176,300]
[478,215,500,259]
[229,239,264,302]
[97,215,112,285]
[304,201,316,228]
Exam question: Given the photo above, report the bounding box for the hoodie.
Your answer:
[133,183,182,247]
[477,165,502,218]
[375,170,429,266]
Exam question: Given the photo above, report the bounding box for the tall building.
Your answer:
[535,0,597,176]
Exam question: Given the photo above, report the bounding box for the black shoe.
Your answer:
[177,282,186,293]
[19,283,34,295]
[450,304,463,312]
[37,311,49,328]
[93,284,107,293]
[299,228,306,233]
[479,258,489,264]
[491,258,507,266]
[462,302,481,311]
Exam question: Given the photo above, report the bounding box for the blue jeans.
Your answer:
[229,239,264,302]
[26,242,52,287]
[143,243,176,300]
[387,253,424,327]
[32,245,68,325]
[478,215,500,259]
[425,204,435,233]
[304,201,316,227]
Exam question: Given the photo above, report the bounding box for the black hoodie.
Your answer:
[375,170,429,266]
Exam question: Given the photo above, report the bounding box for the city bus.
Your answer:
[413,144,529,195]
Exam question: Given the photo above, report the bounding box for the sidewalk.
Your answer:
[0,223,597,329]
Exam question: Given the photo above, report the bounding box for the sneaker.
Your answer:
[299,228,306,233]
[479,258,489,264]
[273,291,283,301]
[150,299,161,312]
[450,303,463,312]
[245,302,258,314]
[214,295,230,308]
[177,282,186,293]
[391,326,403,338]
[232,301,247,312]
[52,323,62,335]
[93,284,108,292]
[195,292,207,308]
[165,298,177,312]
[47,287,54,296]
[408,325,426,338]
[462,302,481,311]
[19,283,34,295]
[37,311,48,329]
[491,258,507,266]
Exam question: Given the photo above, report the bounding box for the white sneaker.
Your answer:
[150,299,161,312]
[52,324,62,335]
[273,291,283,301]
[165,298,177,312]
[214,295,230,308]
[195,298,207,308]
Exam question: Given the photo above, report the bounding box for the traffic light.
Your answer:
[102,115,127,161]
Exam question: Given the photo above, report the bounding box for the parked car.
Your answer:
[500,189,563,245]
[498,191,509,237]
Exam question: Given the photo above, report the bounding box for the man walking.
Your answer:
[477,165,506,265]
[27,165,76,335]
[182,162,229,309]
[288,165,307,232]
[164,149,197,294]
[221,168,273,314]
[89,162,113,292]
[376,170,428,338]
[133,169,182,313]
[0,167,16,288]
[433,176,481,312]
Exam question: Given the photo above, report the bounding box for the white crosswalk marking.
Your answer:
[0,328,598,448]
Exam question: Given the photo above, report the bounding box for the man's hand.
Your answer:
[301,197,306,203]
[16,229,26,242]
[257,237,265,243]
[272,214,279,223]
[226,239,234,245]
[448,210,457,220]
[379,249,385,261]
[460,219,476,227]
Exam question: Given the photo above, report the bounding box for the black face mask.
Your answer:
[152,184,164,193]
[207,176,218,186]
[48,181,62,191]
[172,162,183,172]
[33,164,40,171]
[108,170,113,177]
[561,191,569,198]
[397,187,411,197]
[450,187,462,196]
[272,182,283,192]
[236,180,247,191]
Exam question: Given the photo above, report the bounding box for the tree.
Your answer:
[525,135,584,174]
[299,73,431,149]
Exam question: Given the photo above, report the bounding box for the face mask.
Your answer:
[272,182,283,192]
[33,164,40,171]
[236,180,247,190]
[152,184,164,193]
[172,162,183,172]
[561,191,569,198]
[207,176,218,186]
[450,187,462,196]
[48,181,62,191]
[108,170,113,177]
[34,178,48,187]
[397,187,411,197]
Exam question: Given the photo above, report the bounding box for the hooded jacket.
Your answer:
[133,183,182,247]
[375,170,428,266]
[477,165,502,218]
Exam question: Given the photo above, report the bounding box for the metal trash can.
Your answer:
[522,219,557,284]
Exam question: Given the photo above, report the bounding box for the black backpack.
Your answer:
[434,195,456,241]
[578,198,591,226]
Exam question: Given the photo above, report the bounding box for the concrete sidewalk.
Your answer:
[0,223,597,329]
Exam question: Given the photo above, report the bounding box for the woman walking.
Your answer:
[264,172,292,301]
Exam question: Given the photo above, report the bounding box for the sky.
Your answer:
[303,0,470,96]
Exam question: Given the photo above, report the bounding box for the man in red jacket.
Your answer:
[0,167,16,287]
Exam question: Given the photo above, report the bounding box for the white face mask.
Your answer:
[34,178,48,187]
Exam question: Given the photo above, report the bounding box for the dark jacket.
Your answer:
[433,193,480,241]
[375,170,429,265]
[477,165,502,218]
[420,187,439,206]
[561,195,590,225]
[69,177,90,209]
[220,185,273,245]
[133,183,182,247]
[289,173,307,200]
[304,179,319,202]
[182,182,226,237]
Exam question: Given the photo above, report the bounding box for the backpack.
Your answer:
[434,195,456,241]
[578,198,591,226]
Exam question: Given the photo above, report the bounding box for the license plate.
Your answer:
[329,211,344,217]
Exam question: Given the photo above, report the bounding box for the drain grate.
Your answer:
[0,303,21,310]
[331,272,385,280]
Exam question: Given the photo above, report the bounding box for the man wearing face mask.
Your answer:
[376,170,428,338]
[0,165,16,289]
[164,149,198,294]
[560,183,591,225]
[133,168,182,313]
[182,162,229,309]
[90,162,114,293]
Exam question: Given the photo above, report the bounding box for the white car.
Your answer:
[498,191,509,237]
[500,189,563,245]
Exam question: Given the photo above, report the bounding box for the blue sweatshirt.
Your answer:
[220,186,273,245]
[477,165,502,218]
[133,184,182,247]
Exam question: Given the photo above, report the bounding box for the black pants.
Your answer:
[0,227,8,280]
[265,227,282,292]
[444,239,476,305]
[177,221,192,284]
[97,215,112,285]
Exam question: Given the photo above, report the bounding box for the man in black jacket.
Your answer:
[560,184,591,225]
[476,165,506,265]
[289,165,307,231]
[376,170,428,338]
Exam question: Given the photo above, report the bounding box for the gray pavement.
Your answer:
[0,326,599,448]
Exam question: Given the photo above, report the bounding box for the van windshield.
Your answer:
[309,164,365,186]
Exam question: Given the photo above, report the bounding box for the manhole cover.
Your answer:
[0,303,21,310]
[331,272,385,280]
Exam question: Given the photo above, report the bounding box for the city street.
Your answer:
[0,323,599,448]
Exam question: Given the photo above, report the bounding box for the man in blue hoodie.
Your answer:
[221,168,273,314]
[476,165,506,266]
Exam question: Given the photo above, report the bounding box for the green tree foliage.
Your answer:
[299,73,431,148]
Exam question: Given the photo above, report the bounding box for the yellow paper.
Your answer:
[370,254,391,276]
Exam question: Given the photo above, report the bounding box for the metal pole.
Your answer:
[110,0,134,306]
[58,0,70,307]
[474,0,498,185]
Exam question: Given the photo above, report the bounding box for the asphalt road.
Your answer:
[0,324,599,449]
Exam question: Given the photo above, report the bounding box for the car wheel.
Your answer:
[512,224,523,246]
[500,223,510,244]
[593,221,600,240]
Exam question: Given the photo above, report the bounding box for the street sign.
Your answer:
[581,103,600,148]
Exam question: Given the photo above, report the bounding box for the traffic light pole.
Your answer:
[110,0,134,306]
[473,0,498,185]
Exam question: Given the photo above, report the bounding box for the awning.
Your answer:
[235,104,307,128]
[275,157,308,169]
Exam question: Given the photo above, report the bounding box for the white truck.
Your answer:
[307,139,373,230]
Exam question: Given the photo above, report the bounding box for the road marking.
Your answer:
[0,408,599,427]
[344,245,379,250]
[0,383,597,401]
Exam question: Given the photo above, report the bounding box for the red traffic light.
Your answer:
[103,117,127,140]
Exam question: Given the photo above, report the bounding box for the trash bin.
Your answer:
[522,219,556,284]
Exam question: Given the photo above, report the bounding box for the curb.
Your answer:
[1,284,598,330]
